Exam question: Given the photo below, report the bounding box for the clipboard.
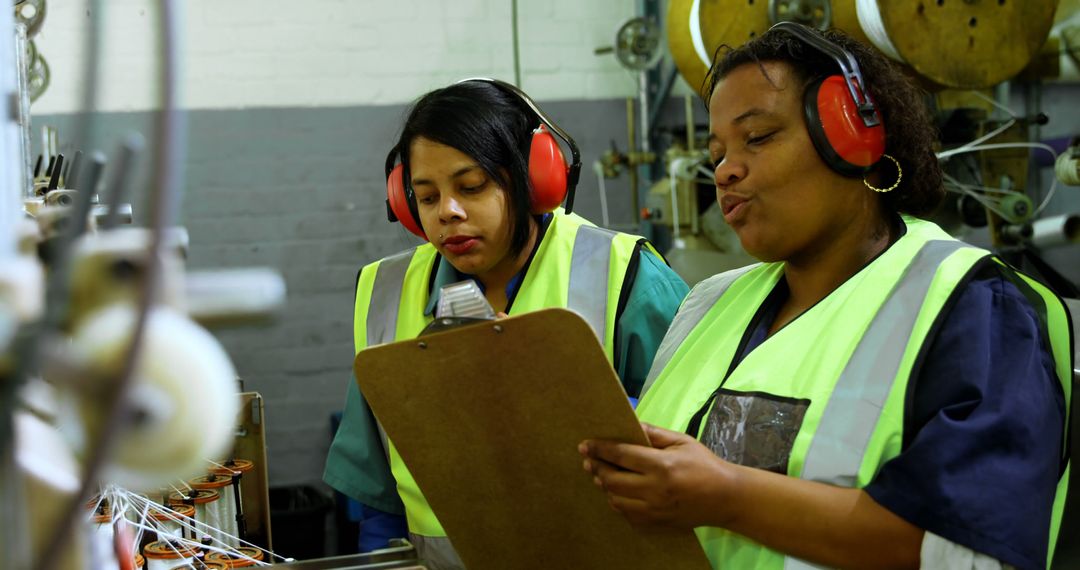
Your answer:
[355,308,710,570]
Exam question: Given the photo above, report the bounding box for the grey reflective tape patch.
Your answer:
[640,264,759,397]
[409,533,464,569]
[783,557,828,570]
[367,250,414,346]
[798,240,970,487]
[568,225,615,344]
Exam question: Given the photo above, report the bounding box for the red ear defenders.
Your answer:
[768,22,886,177]
[385,78,582,240]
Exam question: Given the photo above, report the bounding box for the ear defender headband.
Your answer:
[768,22,886,177]
[384,78,583,240]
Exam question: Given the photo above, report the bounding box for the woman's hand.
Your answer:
[578,423,741,529]
[584,424,924,568]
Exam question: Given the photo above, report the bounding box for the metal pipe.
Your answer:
[1,4,34,569]
[14,23,33,201]
[1031,213,1080,249]
[638,71,650,155]
[685,94,694,151]
[511,0,521,87]
[2,6,20,259]
[646,65,680,140]
[627,97,639,223]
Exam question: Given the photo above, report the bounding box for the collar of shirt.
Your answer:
[423,213,553,316]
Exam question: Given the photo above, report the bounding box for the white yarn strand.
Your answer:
[856,0,904,62]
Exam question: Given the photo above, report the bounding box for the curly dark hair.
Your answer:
[704,25,943,217]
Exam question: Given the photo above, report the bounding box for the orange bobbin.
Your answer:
[190,474,231,490]
[206,547,265,568]
[150,504,196,522]
[167,489,220,506]
[209,459,254,477]
[142,539,200,560]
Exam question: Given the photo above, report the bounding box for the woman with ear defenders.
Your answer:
[580,23,1072,570]
[323,78,689,568]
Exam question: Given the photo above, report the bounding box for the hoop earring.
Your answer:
[863,154,902,193]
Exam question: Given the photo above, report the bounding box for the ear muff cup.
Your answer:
[386,163,426,239]
[803,75,886,177]
[527,124,569,214]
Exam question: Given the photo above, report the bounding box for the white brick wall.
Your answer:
[32,0,644,113]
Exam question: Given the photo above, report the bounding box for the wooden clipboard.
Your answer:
[355,308,710,570]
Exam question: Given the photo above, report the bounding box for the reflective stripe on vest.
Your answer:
[568,225,616,345]
[366,250,415,460]
[640,263,759,397]
[798,239,966,487]
[408,533,464,570]
[782,239,966,570]
[367,250,414,346]
[367,228,619,351]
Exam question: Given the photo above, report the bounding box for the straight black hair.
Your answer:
[391,80,538,256]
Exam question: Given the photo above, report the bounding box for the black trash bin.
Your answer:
[270,485,332,560]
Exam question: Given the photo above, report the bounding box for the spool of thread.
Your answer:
[68,305,240,491]
[150,504,196,541]
[1055,150,1080,186]
[142,540,199,570]
[169,490,222,543]
[190,475,237,547]
[206,547,265,568]
[208,459,255,544]
[89,507,118,570]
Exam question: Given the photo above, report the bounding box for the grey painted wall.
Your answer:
[34,85,1080,493]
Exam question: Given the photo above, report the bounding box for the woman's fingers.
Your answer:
[580,439,665,474]
[641,422,694,449]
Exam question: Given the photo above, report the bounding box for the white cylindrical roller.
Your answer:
[168,489,221,543]
[150,504,194,541]
[191,474,237,547]
[1031,214,1080,249]
[88,509,118,570]
[855,0,903,61]
[210,459,255,547]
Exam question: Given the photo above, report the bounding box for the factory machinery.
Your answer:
[2,1,1079,569]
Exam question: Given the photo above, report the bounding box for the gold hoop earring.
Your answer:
[863,154,902,193]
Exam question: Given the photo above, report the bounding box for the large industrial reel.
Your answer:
[667,0,712,97]
[669,0,848,97]
[668,0,1057,94]
[863,0,1057,88]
